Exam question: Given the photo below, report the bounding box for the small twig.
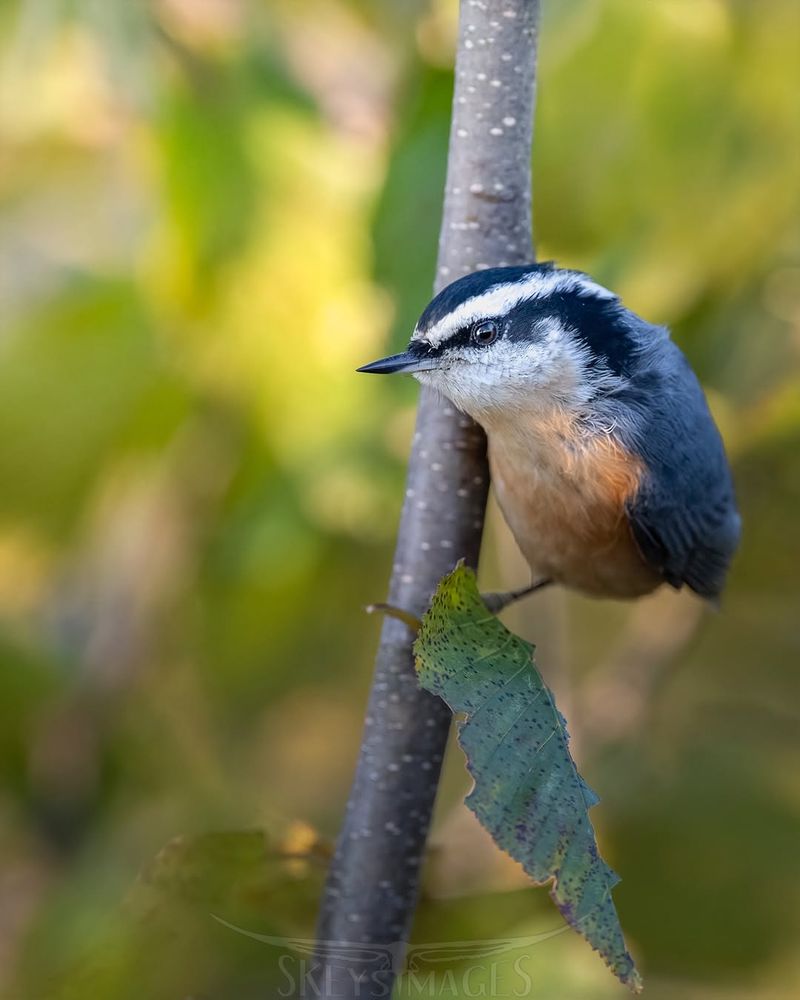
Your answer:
[364,603,422,634]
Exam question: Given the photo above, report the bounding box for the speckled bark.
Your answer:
[315,2,540,995]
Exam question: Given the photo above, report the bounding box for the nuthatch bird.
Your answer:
[359,263,740,602]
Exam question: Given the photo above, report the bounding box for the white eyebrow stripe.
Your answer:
[413,271,615,347]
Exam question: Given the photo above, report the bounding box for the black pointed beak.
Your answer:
[356,351,439,375]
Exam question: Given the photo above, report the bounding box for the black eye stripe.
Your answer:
[414,319,505,357]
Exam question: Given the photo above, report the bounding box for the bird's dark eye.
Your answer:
[471,320,498,346]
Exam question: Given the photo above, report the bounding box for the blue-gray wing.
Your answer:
[621,347,741,601]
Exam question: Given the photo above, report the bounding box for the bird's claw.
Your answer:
[481,579,552,614]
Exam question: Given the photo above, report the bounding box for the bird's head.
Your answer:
[358,264,638,424]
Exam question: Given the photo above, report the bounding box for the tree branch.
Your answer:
[315,2,540,994]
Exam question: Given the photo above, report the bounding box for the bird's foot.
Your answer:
[482,578,552,614]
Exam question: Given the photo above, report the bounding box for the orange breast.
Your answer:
[488,414,660,598]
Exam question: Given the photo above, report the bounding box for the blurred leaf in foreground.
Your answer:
[19,826,330,1000]
[415,564,642,993]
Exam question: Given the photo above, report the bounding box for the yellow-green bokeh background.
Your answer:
[1,1,799,997]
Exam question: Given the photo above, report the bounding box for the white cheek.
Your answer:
[465,338,571,408]
[414,346,552,418]
[413,324,600,420]
[414,368,494,415]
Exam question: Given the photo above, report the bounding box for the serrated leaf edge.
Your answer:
[414,565,643,994]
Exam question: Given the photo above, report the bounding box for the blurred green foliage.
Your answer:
[0,1,798,998]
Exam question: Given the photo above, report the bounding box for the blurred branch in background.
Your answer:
[577,589,706,752]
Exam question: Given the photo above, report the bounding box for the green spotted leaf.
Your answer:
[414,564,642,993]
